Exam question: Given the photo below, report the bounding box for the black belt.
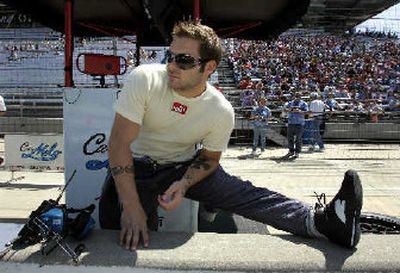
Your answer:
[133,155,194,173]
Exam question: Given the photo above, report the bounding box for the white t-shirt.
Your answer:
[0,95,6,112]
[309,99,325,116]
[115,64,235,164]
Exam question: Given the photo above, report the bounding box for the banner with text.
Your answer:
[4,134,64,171]
[64,88,118,213]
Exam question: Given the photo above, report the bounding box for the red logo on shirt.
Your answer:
[171,102,188,115]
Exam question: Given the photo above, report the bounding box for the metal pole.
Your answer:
[112,38,119,87]
[193,0,200,20]
[64,0,74,87]
[135,34,141,67]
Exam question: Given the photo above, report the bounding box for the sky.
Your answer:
[355,2,400,36]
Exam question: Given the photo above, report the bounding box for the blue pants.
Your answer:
[311,117,324,149]
[287,124,304,153]
[252,127,267,151]
[99,160,312,237]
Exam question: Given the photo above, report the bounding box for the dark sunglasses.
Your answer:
[166,50,209,70]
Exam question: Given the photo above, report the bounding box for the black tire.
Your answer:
[360,212,400,234]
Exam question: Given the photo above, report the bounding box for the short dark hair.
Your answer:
[172,20,223,66]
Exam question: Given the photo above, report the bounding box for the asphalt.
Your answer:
[1,139,400,272]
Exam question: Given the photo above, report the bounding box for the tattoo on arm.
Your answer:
[190,157,211,171]
[180,157,212,193]
[183,173,194,183]
[110,165,135,177]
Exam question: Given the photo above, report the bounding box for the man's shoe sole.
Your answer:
[343,169,363,248]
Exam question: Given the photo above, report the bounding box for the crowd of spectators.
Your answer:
[224,33,400,121]
[0,38,64,64]
[353,29,398,39]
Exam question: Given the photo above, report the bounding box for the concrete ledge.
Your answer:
[2,231,400,272]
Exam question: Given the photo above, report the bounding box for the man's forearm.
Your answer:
[108,144,140,208]
[179,156,219,192]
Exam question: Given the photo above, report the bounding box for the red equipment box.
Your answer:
[76,53,127,76]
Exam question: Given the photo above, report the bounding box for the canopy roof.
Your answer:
[1,0,310,44]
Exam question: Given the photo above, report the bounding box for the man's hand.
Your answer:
[290,107,300,112]
[120,204,149,250]
[157,149,220,211]
[158,180,186,211]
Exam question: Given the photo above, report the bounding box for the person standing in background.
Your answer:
[0,94,6,115]
[309,92,326,152]
[0,94,6,165]
[249,97,271,155]
[283,92,309,158]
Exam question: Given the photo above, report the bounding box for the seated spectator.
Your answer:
[385,90,396,103]
[336,88,351,99]
[370,90,383,100]
[387,94,400,111]
[366,100,384,123]
[239,77,252,89]
[241,90,256,107]
[356,90,368,101]
[352,101,365,112]
[325,93,341,111]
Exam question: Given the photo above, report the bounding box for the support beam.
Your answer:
[64,0,74,87]
[193,0,200,20]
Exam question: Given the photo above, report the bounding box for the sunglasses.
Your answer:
[166,50,209,70]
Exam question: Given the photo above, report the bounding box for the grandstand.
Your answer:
[302,0,400,33]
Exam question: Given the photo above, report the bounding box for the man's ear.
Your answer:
[205,60,218,76]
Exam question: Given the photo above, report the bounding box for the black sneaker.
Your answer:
[314,169,363,249]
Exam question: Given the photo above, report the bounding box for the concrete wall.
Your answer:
[235,118,400,141]
[0,117,63,134]
[324,122,400,140]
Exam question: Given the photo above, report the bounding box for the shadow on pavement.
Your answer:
[3,230,194,267]
[279,234,356,271]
